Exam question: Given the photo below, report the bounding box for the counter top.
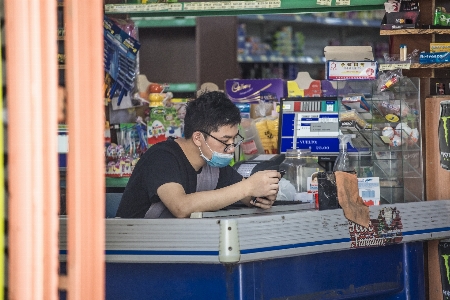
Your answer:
[59,200,450,264]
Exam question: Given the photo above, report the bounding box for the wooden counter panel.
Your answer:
[425,96,450,300]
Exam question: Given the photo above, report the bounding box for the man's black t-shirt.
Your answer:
[115,138,243,218]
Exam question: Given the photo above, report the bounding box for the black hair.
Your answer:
[184,91,241,138]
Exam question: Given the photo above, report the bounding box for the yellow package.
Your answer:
[255,117,279,154]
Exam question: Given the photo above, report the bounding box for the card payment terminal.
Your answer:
[233,154,285,178]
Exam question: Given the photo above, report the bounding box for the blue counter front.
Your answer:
[59,200,450,299]
[60,242,424,299]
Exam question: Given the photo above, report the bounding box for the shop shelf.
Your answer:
[131,17,196,28]
[106,177,129,188]
[166,82,197,93]
[238,14,381,28]
[237,54,325,64]
[380,29,450,35]
[104,0,385,17]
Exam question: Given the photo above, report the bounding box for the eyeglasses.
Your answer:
[199,130,244,152]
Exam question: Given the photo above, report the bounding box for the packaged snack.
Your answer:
[342,94,370,112]
[254,117,279,154]
[377,100,410,121]
[378,69,402,92]
[339,109,369,129]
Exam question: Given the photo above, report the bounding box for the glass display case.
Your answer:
[337,77,423,204]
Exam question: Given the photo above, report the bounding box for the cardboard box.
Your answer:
[431,43,450,53]
[324,46,378,80]
[419,52,450,64]
[287,72,322,97]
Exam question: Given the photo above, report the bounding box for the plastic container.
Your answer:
[239,118,265,160]
[279,149,323,202]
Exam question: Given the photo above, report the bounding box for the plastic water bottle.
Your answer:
[239,118,265,160]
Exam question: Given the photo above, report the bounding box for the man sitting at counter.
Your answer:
[115,91,281,218]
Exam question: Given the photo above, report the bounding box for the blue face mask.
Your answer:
[199,140,233,168]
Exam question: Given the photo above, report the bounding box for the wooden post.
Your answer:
[5,0,59,299]
[64,0,105,299]
[425,96,450,300]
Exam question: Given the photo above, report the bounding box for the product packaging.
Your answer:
[239,118,265,160]
[324,46,378,81]
[287,72,322,97]
[357,177,380,206]
[225,78,286,104]
[104,16,141,106]
[430,43,450,53]
[147,106,183,147]
[419,52,450,64]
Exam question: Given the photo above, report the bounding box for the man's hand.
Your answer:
[245,170,280,209]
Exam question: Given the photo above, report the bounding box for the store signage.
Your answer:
[349,207,403,249]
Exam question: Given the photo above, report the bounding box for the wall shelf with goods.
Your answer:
[238,13,382,28]
[237,11,388,80]
[383,0,450,80]
[237,54,325,64]
[105,0,387,86]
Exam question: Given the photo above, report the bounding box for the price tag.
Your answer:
[244,1,257,9]
[222,1,232,9]
[271,0,281,8]
[154,3,167,11]
[231,1,246,9]
[210,2,223,10]
[167,3,182,11]
[379,63,411,71]
[203,2,214,9]
[183,3,196,10]
[336,0,351,5]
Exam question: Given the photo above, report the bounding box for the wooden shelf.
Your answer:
[380,29,450,35]
[411,63,450,68]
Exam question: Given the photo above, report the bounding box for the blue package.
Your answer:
[419,52,450,64]
[235,103,250,113]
